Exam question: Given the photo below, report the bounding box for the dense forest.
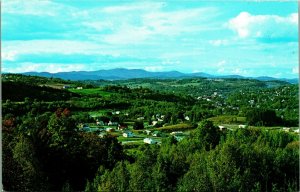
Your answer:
[2,74,299,191]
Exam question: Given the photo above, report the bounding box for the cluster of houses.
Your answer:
[62,85,83,89]
[282,127,299,133]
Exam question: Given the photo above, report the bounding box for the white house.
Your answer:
[106,127,115,132]
[98,132,107,138]
[143,138,156,144]
[152,121,158,126]
[170,131,183,136]
[294,129,299,133]
[108,121,118,126]
[185,116,190,121]
[144,130,152,135]
[218,126,227,131]
[239,125,247,128]
[283,127,291,132]
[123,132,134,138]
[77,87,83,89]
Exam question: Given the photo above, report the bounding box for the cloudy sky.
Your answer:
[2,0,298,78]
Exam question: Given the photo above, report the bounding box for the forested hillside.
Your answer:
[2,74,299,191]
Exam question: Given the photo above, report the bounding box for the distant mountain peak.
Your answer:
[20,68,298,83]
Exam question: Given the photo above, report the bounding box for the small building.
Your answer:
[63,85,71,89]
[283,127,291,132]
[218,126,227,131]
[294,129,299,133]
[170,131,183,136]
[152,121,158,126]
[98,132,108,138]
[77,87,83,90]
[143,138,156,144]
[108,121,118,126]
[106,127,115,132]
[144,130,152,135]
[123,132,134,138]
[185,116,190,121]
[118,124,128,130]
[239,125,247,128]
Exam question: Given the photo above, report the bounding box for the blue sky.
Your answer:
[2,0,298,78]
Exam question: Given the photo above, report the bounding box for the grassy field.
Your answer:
[69,88,112,97]
[88,110,110,117]
[208,115,247,124]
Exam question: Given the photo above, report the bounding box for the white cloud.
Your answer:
[292,66,298,74]
[142,7,218,36]
[87,6,218,44]
[2,40,118,59]
[144,66,164,72]
[3,62,86,73]
[1,51,17,61]
[232,68,248,75]
[2,0,74,16]
[228,12,298,41]
[217,60,226,67]
[103,25,152,44]
[209,39,229,46]
[102,2,164,13]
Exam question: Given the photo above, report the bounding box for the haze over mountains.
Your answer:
[21,68,298,83]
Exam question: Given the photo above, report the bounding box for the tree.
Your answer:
[194,120,221,150]
[133,121,144,130]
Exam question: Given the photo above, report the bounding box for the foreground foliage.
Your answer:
[86,121,299,192]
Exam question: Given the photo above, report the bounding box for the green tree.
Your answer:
[194,120,221,150]
[133,121,144,130]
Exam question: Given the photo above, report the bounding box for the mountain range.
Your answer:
[21,68,298,84]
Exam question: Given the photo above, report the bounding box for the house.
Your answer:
[118,124,128,130]
[143,138,156,144]
[283,127,291,132]
[63,85,71,89]
[77,87,83,89]
[294,129,299,133]
[98,132,108,138]
[152,131,162,137]
[218,126,227,131]
[106,127,115,132]
[152,121,158,126]
[170,131,183,136]
[108,121,118,126]
[123,132,134,138]
[112,111,120,115]
[144,130,152,135]
[239,125,247,128]
[185,116,190,121]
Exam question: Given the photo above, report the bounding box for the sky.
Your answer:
[2,0,299,78]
